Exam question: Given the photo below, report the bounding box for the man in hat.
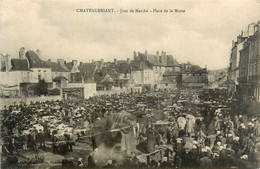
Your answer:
[38,129,45,148]
[174,138,185,168]
[199,148,213,168]
[187,144,199,168]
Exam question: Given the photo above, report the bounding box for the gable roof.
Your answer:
[46,61,69,72]
[65,62,73,72]
[131,60,152,70]
[25,51,50,68]
[147,54,163,66]
[53,76,68,82]
[166,55,180,67]
[79,63,96,77]
[10,59,32,71]
[115,62,131,74]
[79,63,96,83]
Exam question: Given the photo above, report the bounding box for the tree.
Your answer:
[35,79,48,96]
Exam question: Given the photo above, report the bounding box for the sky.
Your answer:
[1,0,260,70]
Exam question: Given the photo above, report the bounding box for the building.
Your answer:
[228,34,246,94]
[181,68,208,88]
[131,50,180,90]
[237,21,260,102]
[0,50,32,97]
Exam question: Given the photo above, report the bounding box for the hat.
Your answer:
[241,154,248,159]
[192,140,198,145]
[78,158,82,161]
[177,138,182,143]
[162,157,167,162]
[240,124,246,129]
[239,115,242,118]
[201,148,207,153]
[228,133,233,137]
[205,146,211,151]
[217,131,221,135]
[217,141,221,146]
[108,160,112,164]
[192,145,197,149]
[234,136,239,141]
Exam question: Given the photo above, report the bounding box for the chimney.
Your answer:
[5,54,11,72]
[161,51,166,57]
[101,59,104,65]
[102,66,107,74]
[19,47,25,59]
[156,51,159,57]
[47,59,51,62]
[72,60,78,66]
[36,49,41,58]
[79,62,83,67]
[145,50,148,56]
[134,51,137,60]
[127,58,130,64]
[114,59,117,65]
[57,59,65,66]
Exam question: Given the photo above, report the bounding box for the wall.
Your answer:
[143,69,153,85]
[84,83,96,98]
[131,70,143,85]
[0,95,62,108]
[31,68,52,83]
[95,88,130,96]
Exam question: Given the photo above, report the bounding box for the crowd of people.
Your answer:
[1,88,259,168]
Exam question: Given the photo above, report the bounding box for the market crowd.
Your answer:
[1,89,260,168]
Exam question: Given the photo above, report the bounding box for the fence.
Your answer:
[0,95,62,108]
[95,88,130,96]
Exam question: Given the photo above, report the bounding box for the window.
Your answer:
[166,83,168,86]
[44,70,46,72]
[38,70,41,72]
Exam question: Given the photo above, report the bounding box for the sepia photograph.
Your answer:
[1,0,260,168]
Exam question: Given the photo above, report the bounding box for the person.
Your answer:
[159,156,171,168]
[103,160,113,168]
[199,149,213,168]
[187,144,199,168]
[147,125,156,153]
[91,135,97,151]
[204,135,211,147]
[174,138,185,168]
[64,132,73,152]
[225,144,236,167]
[166,127,172,144]
[38,129,45,148]
[78,158,84,168]
[87,154,96,168]
[218,145,227,167]
[51,134,58,154]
